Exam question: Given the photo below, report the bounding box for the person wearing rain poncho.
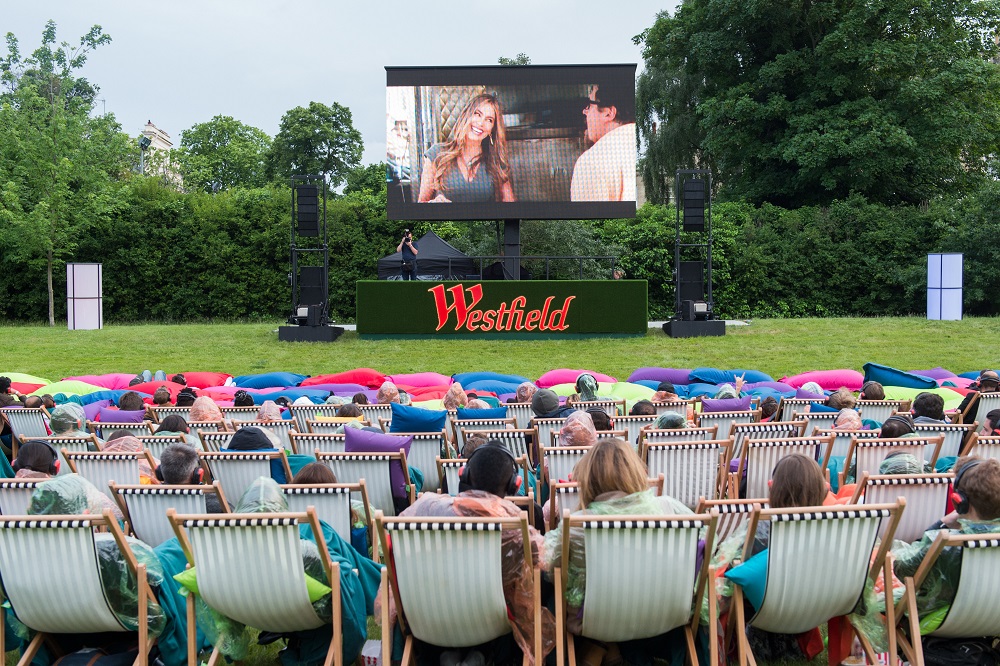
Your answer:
[542,438,693,666]
[1,474,166,663]
[572,373,601,403]
[892,456,1000,634]
[49,403,101,447]
[166,477,381,666]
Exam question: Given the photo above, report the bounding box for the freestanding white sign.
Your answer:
[927,253,962,321]
[67,263,103,330]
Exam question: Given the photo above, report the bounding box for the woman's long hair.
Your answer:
[433,93,510,201]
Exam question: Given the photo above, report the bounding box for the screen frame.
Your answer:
[386,64,638,221]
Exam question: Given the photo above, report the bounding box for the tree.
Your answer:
[635,0,1000,206]
[344,162,388,197]
[498,53,531,65]
[0,21,130,325]
[267,101,363,190]
[175,115,271,193]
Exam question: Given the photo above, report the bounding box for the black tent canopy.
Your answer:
[376,230,478,280]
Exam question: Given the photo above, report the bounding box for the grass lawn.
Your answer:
[0,317,997,382]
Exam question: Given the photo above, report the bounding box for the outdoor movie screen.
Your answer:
[386,64,637,221]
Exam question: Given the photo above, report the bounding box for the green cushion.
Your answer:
[174,567,332,602]
[881,386,965,411]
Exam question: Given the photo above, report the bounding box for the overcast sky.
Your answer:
[7,1,676,166]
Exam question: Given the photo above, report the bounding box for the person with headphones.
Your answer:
[956,370,1000,422]
[12,440,60,478]
[382,442,555,664]
[893,456,1000,624]
[156,443,228,513]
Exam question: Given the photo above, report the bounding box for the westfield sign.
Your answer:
[429,283,575,332]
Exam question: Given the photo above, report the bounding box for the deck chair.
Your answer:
[541,445,592,489]
[644,440,730,509]
[813,428,882,460]
[1,407,48,449]
[451,418,517,451]
[376,512,541,666]
[29,435,101,474]
[463,429,532,462]
[640,426,720,454]
[377,417,393,433]
[965,391,1000,428]
[614,414,657,449]
[892,531,1000,665]
[0,479,48,515]
[555,511,720,666]
[547,477,666,531]
[221,406,264,423]
[87,420,155,439]
[737,436,834,500]
[306,419,371,435]
[842,436,944,487]
[548,430,628,447]
[854,400,910,425]
[851,473,953,543]
[187,419,228,433]
[730,421,807,459]
[197,450,293,505]
[435,455,532,498]
[289,403,345,432]
[197,430,237,452]
[730,501,905,666]
[968,434,1000,462]
[280,481,372,545]
[290,432,347,455]
[134,434,186,459]
[651,400,689,417]
[150,406,192,423]
[791,410,839,436]
[110,482,229,547]
[63,450,156,500]
[235,420,297,449]
[697,409,760,439]
[571,399,625,416]
[912,422,977,459]
[168,508,343,666]
[694,498,768,555]
[0,509,157,666]
[531,417,569,455]
[388,431,449,492]
[506,402,534,429]
[357,404,393,424]
[775,397,817,421]
[315,450,413,516]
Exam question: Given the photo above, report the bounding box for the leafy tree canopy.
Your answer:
[176,115,271,192]
[636,0,1000,206]
[344,162,388,197]
[498,53,531,65]
[267,101,363,190]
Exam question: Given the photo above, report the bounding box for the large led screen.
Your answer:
[386,64,637,221]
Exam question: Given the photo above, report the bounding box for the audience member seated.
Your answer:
[586,407,612,431]
[979,408,1000,437]
[893,456,1000,631]
[878,451,927,475]
[256,400,283,421]
[759,396,778,422]
[558,411,598,447]
[509,382,538,404]
[169,374,186,386]
[351,392,369,405]
[103,433,157,484]
[530,389,575,421]
[911,392,949,424]
[22,395,42,409]
[956,370,1000,420]
[833,408,864,430]
[41,394,56,410]
[153,414,202,449]
[880,413,916,438]
[190,396,224,423]
[859,381,885,400]
[574,373,600,402]
[337,403,363,419]
[380,443,555,664]
[654,412,688,430]
[50,402,101,447]
[826,387,856,410]
[232,390,255,407]
[151,387,171,407]
[12,440,60,478]
[629,399,657,416]
[224,426,289,482]
[175,387,198,407]
[156,443,227,512]
[117,391,145,413]
[377,381,400,405]
[0,376,25,407]
[443,383,468,410]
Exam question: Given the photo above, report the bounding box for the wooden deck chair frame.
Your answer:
[315,450,414,516]
[110,481,230,547]
[234,420,298,450]
[694,498,769,555]
[460,428,533,464]
[376,512,541,666]
[696,409,761,438]
[791,410,840,436]
[850,473,953,543]
[0,509,157,666]
[220,406,265,423]
[197,429,237,452]
[280,481,374,553]
[435,455,532,498]
[911,422,977,459]
[290,432,348,455]
[383,430,450,492]
[775,397,818,421]
[150,406,192,423]
[305,419,371,434]
[168,507,342,666]
[736,435,834,501]
[87,420,155,439]
[0,479,49,516]
[24,435,101,471]
[651,400,689,417]
[1,407,49,448]
[614,414,658,449]
[639,426,721,458]
[376,416,393,433]
[813,428,882,461]
[841,436,944,488]
[506,489,537,529]
[133,434,186,459]
[892,531,1000,666]
[729,420,807,459]
[540,445,593,490]
[506,402,534,429]
[197,450,293,505]
[963,391,1000,429]
[854,400,911,425]
[730,501,905,666]
[187,420,229,433]
[289,403,345,432]
[570,399,626,416]
[63,449,157,497]
[451,418,518,450]
[643,440,731,509]
[555,511,720,666]
[968,434,1000,462]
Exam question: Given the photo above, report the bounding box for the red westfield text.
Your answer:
[428,284,575,332]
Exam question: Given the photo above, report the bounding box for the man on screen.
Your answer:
[570,82,637,202]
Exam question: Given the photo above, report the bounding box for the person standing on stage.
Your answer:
[397,228,419,280]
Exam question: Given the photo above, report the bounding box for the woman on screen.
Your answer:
[418,92,515,203]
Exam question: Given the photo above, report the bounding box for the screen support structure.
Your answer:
[503,219,521,280]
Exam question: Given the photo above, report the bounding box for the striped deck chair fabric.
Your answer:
[198,430,237,453]
[280,482,364,542]
[541,445,592,488]
[970,435,1000,462]
[198,451,291,506]
[168,509,341,662]
[64,450,152,500]
[571,400,625,417]
[221,406,264,423]
[391,431,448,493]
[358,404,393,424]
[289,404,343,432]
[853,473,952,543]
[549,482,581,530]
[150,406,192,423]
[697,410,760,439]
[970,392,1000,429]
[791,411,839,436]
[0,480,48,516]
[911,423,976,459]
[695,499,768,555]
[645,440,729,509]
[548,430,628,447]
[0,512,154,664]
[436,458,463,496]
[112,483,222,547]
[506,402,534,429]
[776,398,816,422]
[306,419,370,435]
[316,451,410,517]
[558,513,718,665]
[854,400,910,425]
[1,408,48,446]
[641,426,720,451]
[377,515,533,660]
[187,420,228,433]
[614,415,657,449]
[377,417,393,434]
[739,436,834,500]
[87,421,154,439]
[235,420,297,450]
[813,428,882,461]
[134,434,186,459]
[730,421,807,459]
[651,400,689,417]
[31,436,101,475]
[289,432,347,456]
[844,436,943,486]
[531,417,568,455]
[451,418,517,451]
[463,429,532,462]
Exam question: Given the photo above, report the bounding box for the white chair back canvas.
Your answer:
[306,420,368,435]
[437,459,462,496]
[358,404,393,424]
[791,411,838,436]
[236,421,296,450]
[542,446,591,487]
[971,436,1000,463]
[972,393,1000,430]
[221,407,264,423]
[281,484,354,542]
[645,441,727,509]
[776,398,816,421]
[743,438,831,500]
[89,421,153,439]
[551,483,581,522]
[290,433,346,456]
[615,415,657,449]
[695,499,767,554]
[698,410,757,439]
[2,408,48,442]
[134,434,185,459]
[34,436,99,476]
[199,452,275,506]
[855,400,910,425]
[572,400,624,417]
[150,406,192,422]
[931,537,1000,638]
[532,418,568,453]
[465,429,532,462]
[912,423,975,459]
[643,426,719,445]
[849,437,942,483]
[652,401,688,417]
[393,432,447,493]
[730,421,807,459]
[856,474,951,542]
[198,431,237,453]
[0,480,47,515]
[66,452,144,500]
[319,452,399,516]
[814,428,882,460]
[506,403,533,429]
[452,419,516,450]
[289,404,344,432]
[116,485,211,547]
